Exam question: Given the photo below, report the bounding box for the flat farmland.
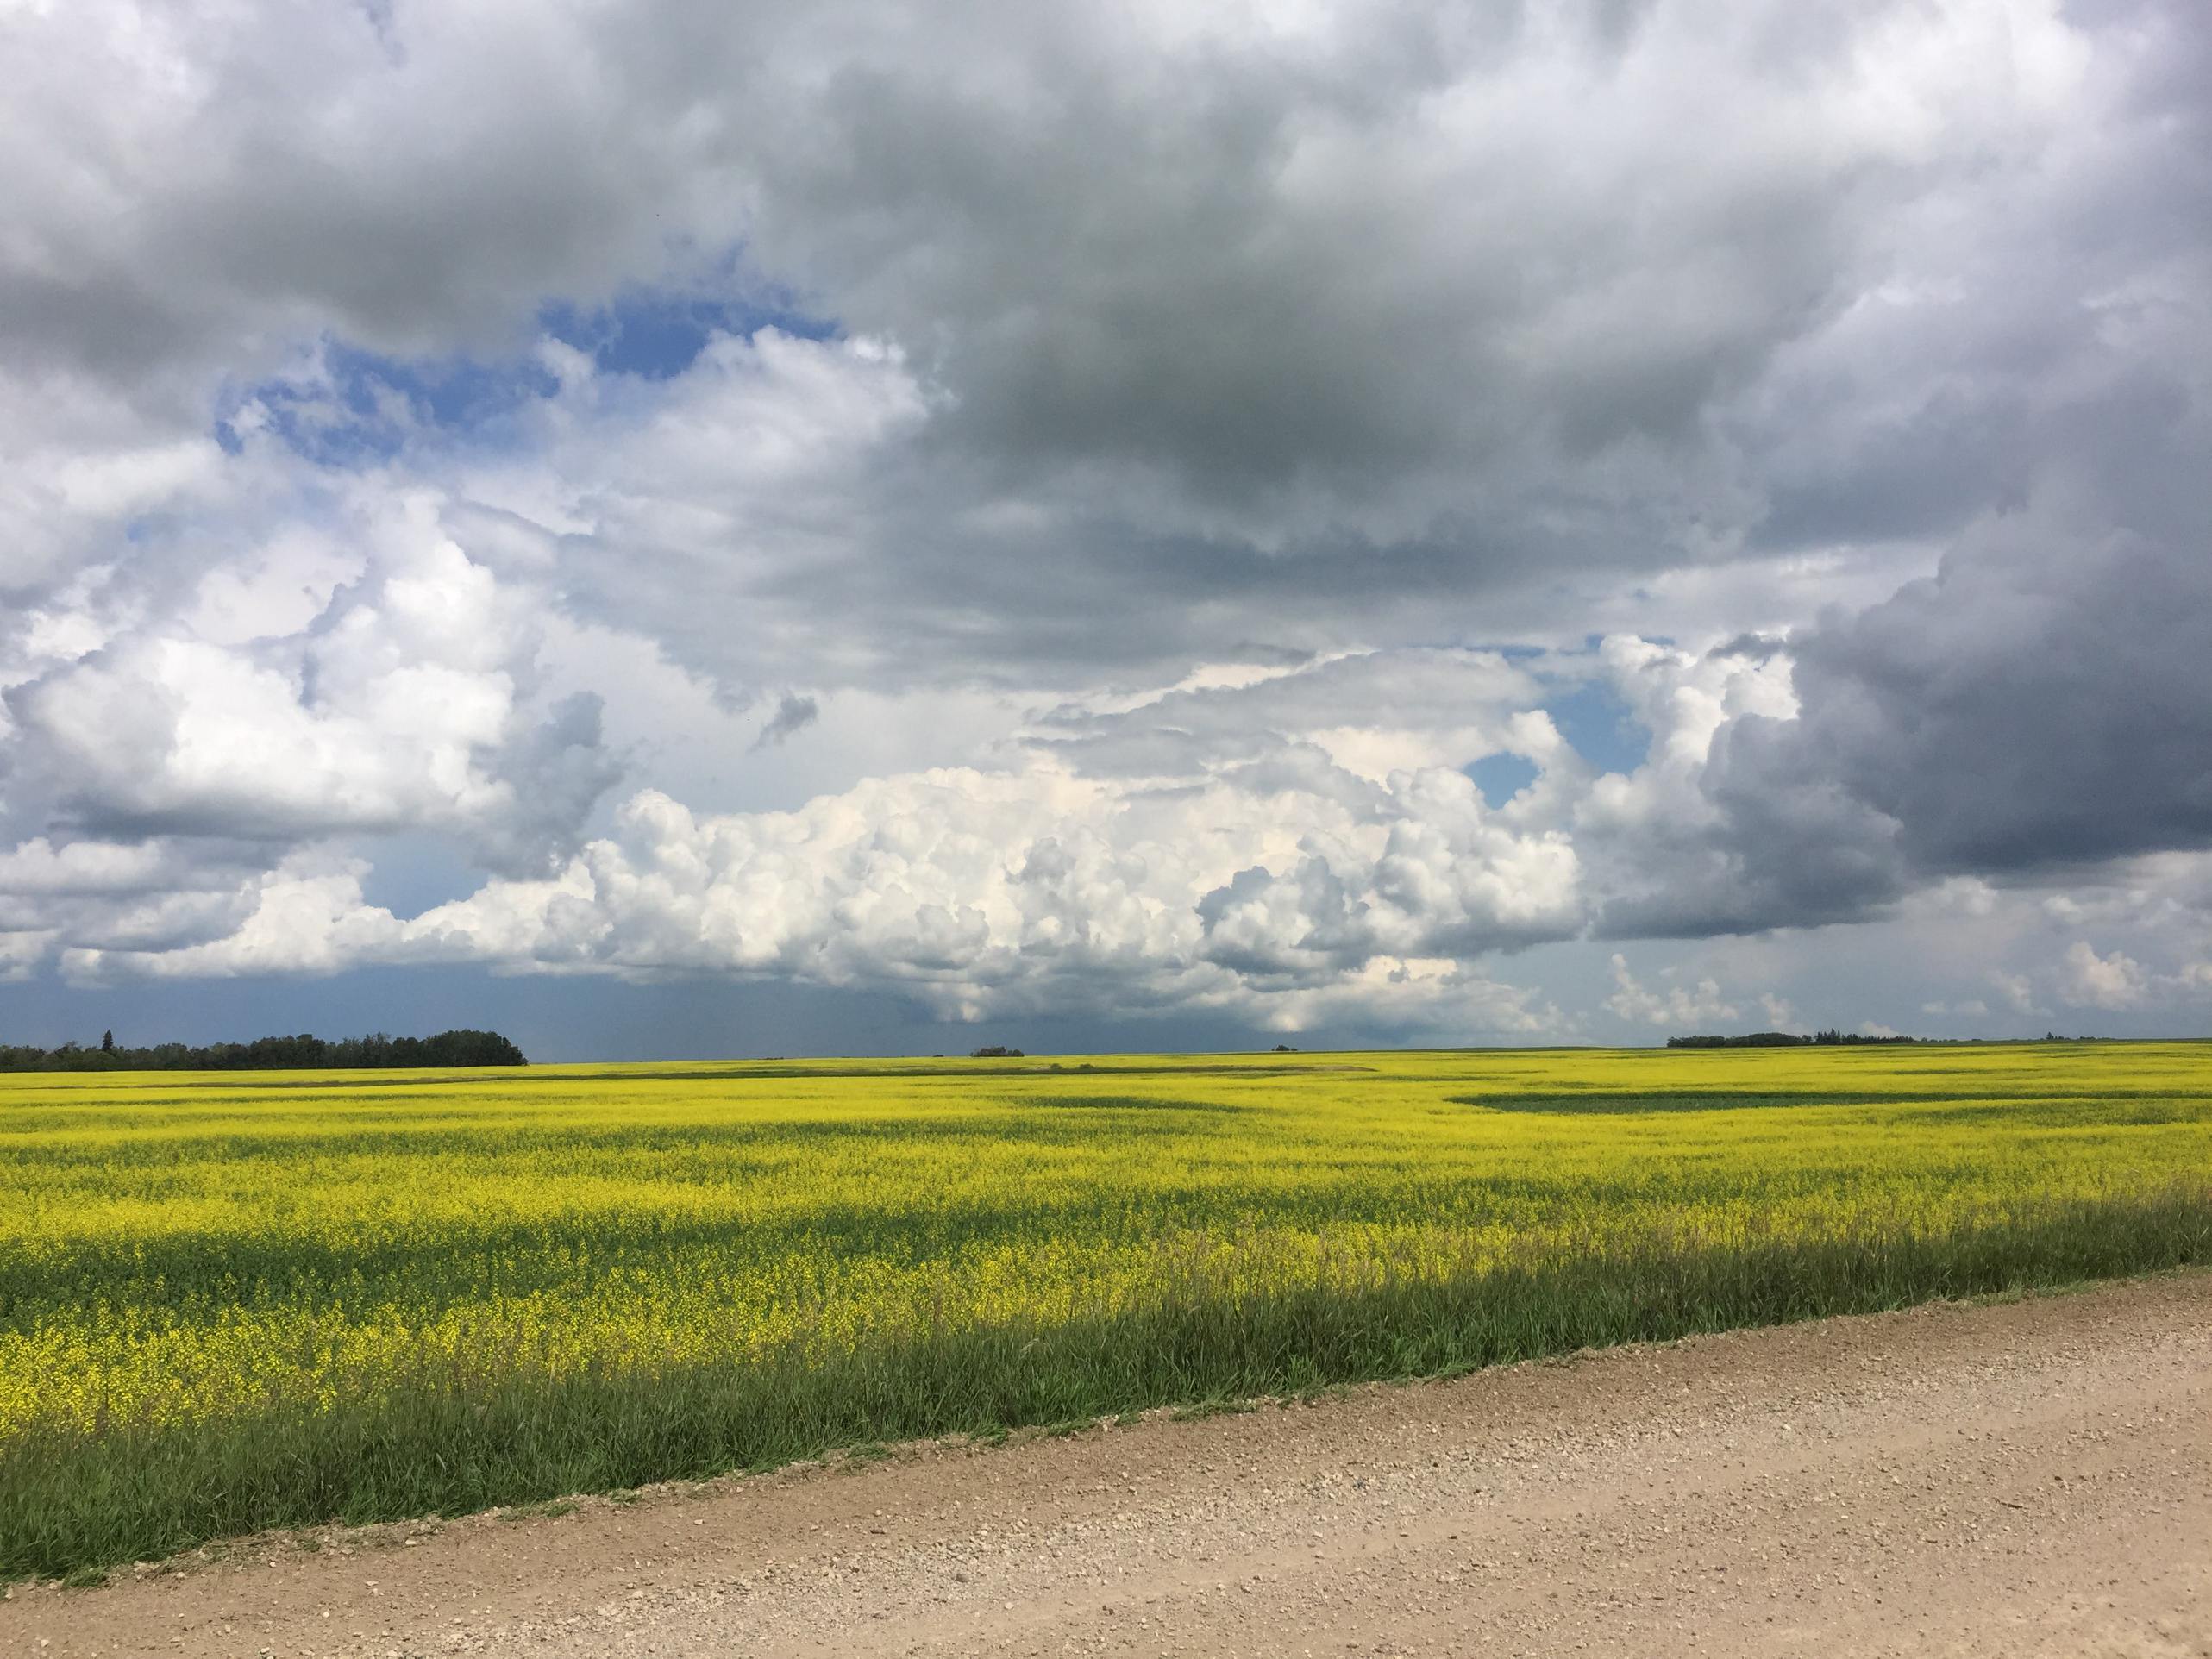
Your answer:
[5,1042,2210,1581]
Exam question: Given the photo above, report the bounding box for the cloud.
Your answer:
[1991,970,2046,1018]
[2046,938,2212,1013]
[11,3,2196,655]
[751,693,820,749]
[3,506,619,874]
[1,1,2209,1042]
[19,610,2212,1038]
[1706,490,2212,892]
[57,689,1586,1026]
[1571,635,1908,939]
[6,635,1586,1016]
[61,857,406,985]
[1921,999,1990,1018]
[2059,942,2150,1011]
[1603,954,1739,1029]
[0,836,267,967]
[426,751,1578,1024]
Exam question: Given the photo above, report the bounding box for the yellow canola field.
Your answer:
[7,1042,2211,1449]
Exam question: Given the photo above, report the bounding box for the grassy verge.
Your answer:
[7,1186,2209,1581]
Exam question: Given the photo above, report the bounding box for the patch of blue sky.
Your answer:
[213,337,560,466]
[216,273,839,467]
[1465,751,1540,808]
[1457,637,1651,778]
[540,284,835,379]
[1543,679,1651,776]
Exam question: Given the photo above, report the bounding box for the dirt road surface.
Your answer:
[9,1273,2209,1658]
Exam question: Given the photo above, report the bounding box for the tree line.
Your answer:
[1666,1030,1922,1049]
[0,1029,528,1071]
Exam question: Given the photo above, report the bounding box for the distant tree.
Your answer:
[0,1028,527,1073]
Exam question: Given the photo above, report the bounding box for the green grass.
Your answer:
[4,1042,2211,1579]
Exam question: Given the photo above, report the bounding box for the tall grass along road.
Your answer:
[5,1042,2211,1580]
[4,1274,2208,1656]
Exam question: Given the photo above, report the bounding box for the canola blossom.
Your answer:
[4,1042,2210,1577]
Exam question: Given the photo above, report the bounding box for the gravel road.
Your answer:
[9,1272,2209,1658]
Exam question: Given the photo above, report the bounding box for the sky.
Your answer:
[1,0,2208,1060]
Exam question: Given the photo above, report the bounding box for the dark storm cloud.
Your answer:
[1710,513,2212,885]
[1614,361,2212,940]
[1593,506,2212,944]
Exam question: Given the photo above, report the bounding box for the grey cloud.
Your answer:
[745,3,1891,496]
[751,692,820,749]
[0,836,272,957]
[1614,398,2212,942]
[1622,767,1910,938]
[1196,861,1369,982]
[15,2,2198,678]
[1711,515,2212,884]
[1028,648,1536,777]
[528,0,2198,699]
[54,887,260,955]
[2,0,2209,1030]
[479,692,628,875]
[0,5,742,394]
